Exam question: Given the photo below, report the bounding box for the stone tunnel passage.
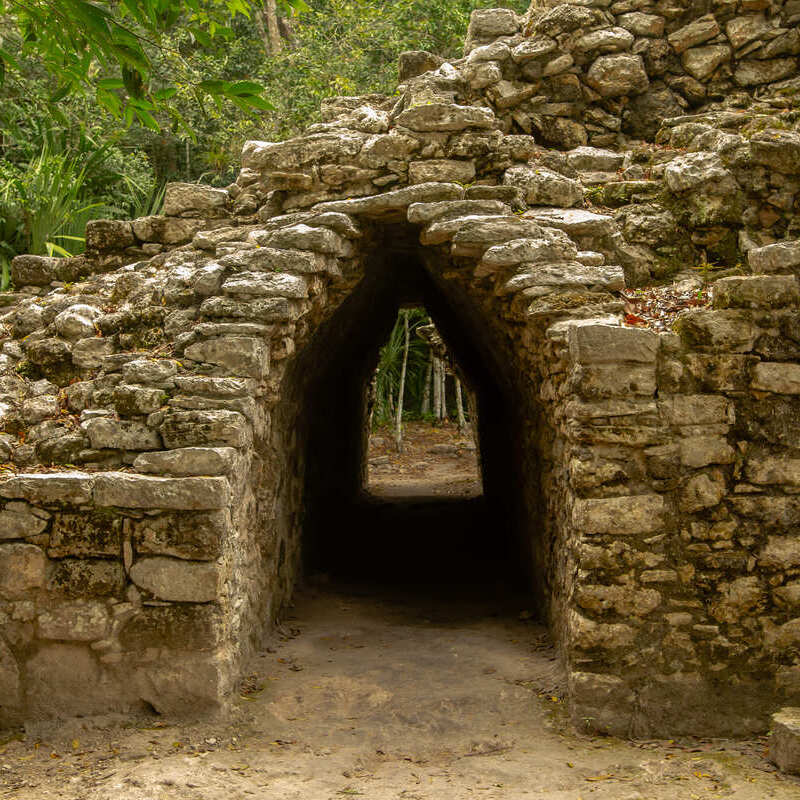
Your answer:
[280,225,535,593]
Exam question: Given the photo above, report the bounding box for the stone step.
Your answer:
[567,146,626,173]
[770,708,800,775]
[524,208,617,239]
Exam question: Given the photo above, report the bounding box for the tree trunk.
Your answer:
[394,311,410,453]
[421,352,432,415]
[263,0,282,54]
[432,356,442,420]
[439,363,448,421]
[455,376,467,433]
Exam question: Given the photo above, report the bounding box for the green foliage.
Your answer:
[0,0,306,133]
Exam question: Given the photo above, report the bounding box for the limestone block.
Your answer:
[93,473,230,510]
[395,103,496,132]
[586,54,649,97]
[714,275,799,310]
[679,471,726,512]
[467,7,518,40]
[54,304,101,341]
[308,212,362,239]
[568,671,634,735]
[524,207,617,238]
[500,262,624,294]
[221,272,308,300]
[572,494,665,535]
[47,559,125,597]
[48,512,122,557]
[566,146,624,173]
[184,337,269,379]
[748,241,800,274]
[0,473,93,504]
[85,219,135,252]
[576,583,661,617]
[0,506,48,540]
[449,217,551,258]
[265,224,351,257]
[569,323,658,364]
[408,159,475,185]
[752,362,800,395]
[24,337,72,366]
[710,577,764,623]
[132,215,211,245]
[82,418,162,451]
[407,200,511,225]
[25,643,114,716]
[569,611,636,650]
[223,246,332,274]
[21,395,60,425]
[174,377,256,397]
[398,49,444,80]
[112,385,167,416]
[133,447,237,477]
[122,358,179,386]
[746,454,800,485]
[726,14,776,49]
[37,600,110,641]
[503,165,583,207]
[199,296,294,323]
[11,255,77,287]
[569,363,657,398]
[659,394,733,426]
[72,337,115,369]
[163,183,229,217]
[667,14,719,53]
[735,58,796,87]
[133,511,226,560]
[463,61,502,89]
[774,582,800,608]
[679,436,735,468]
[315,182,464,217]
[119,605,220,651]
[242,131,366,172]
[577,28,634,53]
[481,234,578,268]
[358,132,420,168]
[674,310,757,352]
[750,131,800,175]
[770,708,800,775]
[681,45,731,81]
[161,410,249,449]
[0,543,46,599]
[617,11,664,36]
[132,653,224,715]
[130,557,217,602]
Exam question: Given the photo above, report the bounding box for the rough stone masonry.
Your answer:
[1,0,800,738]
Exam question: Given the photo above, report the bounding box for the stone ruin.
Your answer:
[1,0,800,738]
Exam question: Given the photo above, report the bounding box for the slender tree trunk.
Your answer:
[455,376,467,433]
[439,363,448,421]
[432,356,442,421]
[421,352,432,415]
[394,312,410,453]
[264,0,282,54]
[387,382,394,420]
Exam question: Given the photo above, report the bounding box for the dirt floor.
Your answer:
[2,423,799,799]
[367,420,481,498]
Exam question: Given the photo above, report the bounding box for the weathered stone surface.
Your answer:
[572,495,665,535]
[122,358,179,386]
[503,165,583,207]
[54,304,101,341]
[750,131,800,175]
[770,708,800,775]
[668,14,719,53]
[164,183,229,218]
[222,272,308,300]
[133,511,226,560]
[0,543,46,599]
[119,605,220,651]
[710,577,764,623]
[586,54,649,97]
[47,559,125,597]
[566,146,624,173]
[82,418,162,451]
[315,182,464,217]
[133,447,237,476]
[570,611,636,650]
[407,200,511,225]
[746,454,800,486]
[93,474,230,509]
[569,324,658,364]
[0,473,93,505]
[72,337,114,369]
[714,276,798,310]
[161,410,249,448]
[408,159,476,185]
[48,512,122,557]
[748,241,800,274]
[0,638,20,714]
[679,436,735,468]
[112,385,167,416]
[679,471,726,512]
[11,255,79,286]
[524,208,616,238]
[735,59,796,87]
[576,583,661,617]
[396,103,496,132]
[184,336,269,378]
[0,506,48,540]
[681,45,730,81]
[752,363,800,395]
[37,601,109,641]
[130,557,217,602]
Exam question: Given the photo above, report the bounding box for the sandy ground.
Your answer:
[2,424,798,799]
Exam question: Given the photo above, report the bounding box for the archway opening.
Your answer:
[278,223,539,602]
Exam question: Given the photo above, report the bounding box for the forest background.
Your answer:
[0,0,526,437]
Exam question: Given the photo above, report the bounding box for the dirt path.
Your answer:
[2,583,799,800]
